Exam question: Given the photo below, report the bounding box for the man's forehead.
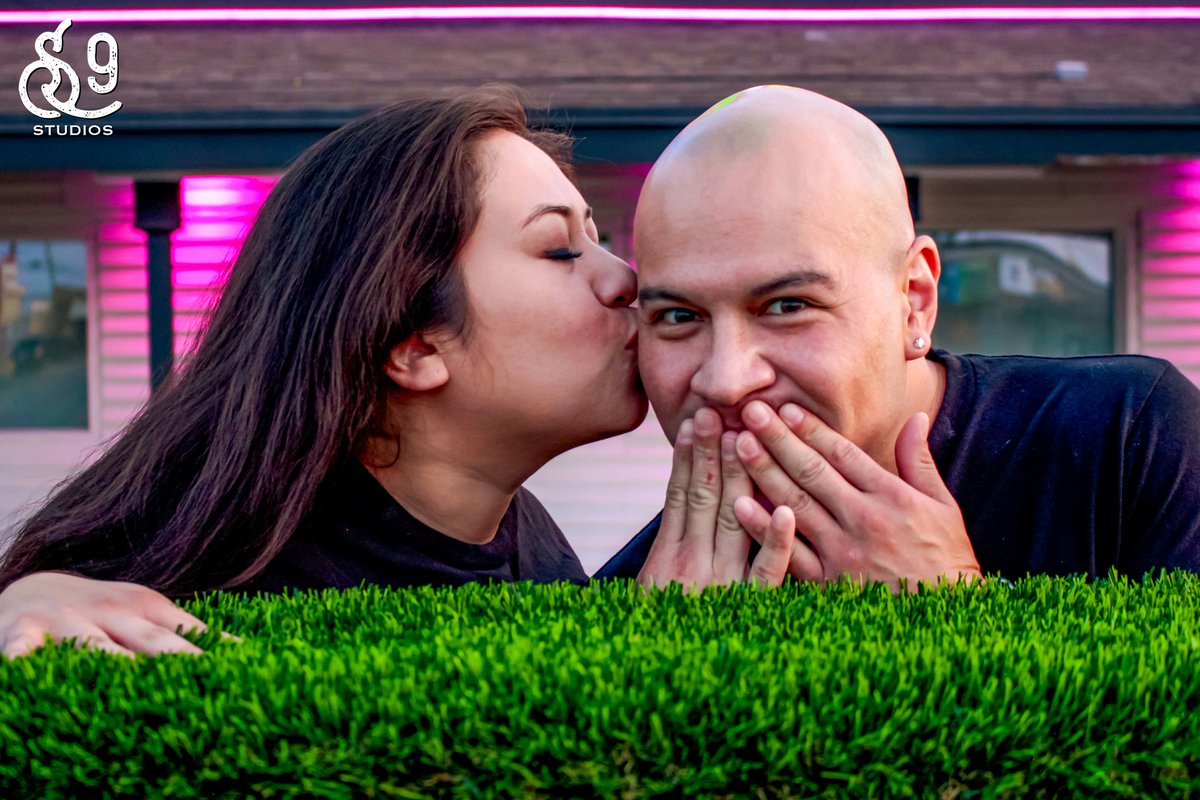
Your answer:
[637,256,838,306]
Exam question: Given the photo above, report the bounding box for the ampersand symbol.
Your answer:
[18,19,121,120]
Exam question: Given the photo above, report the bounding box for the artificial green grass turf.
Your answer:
[1,572,1198,799]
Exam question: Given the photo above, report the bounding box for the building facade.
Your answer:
[2,1,1200,569]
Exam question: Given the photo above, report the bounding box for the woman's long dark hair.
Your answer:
[0,88,572,599]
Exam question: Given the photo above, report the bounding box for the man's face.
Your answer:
[634,162,914,464]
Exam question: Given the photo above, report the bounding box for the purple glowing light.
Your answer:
[172,267,229,287]
[97,176,275,361]
[2,5,1200,24]
[1143,277,1200,296]
[1142,256,1200,275]
[99,268,148,291]
[1145,208,1200,230]
[172,245,239,267]
[1144,231,1200,253]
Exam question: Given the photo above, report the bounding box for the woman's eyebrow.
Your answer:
[521,204,593,229]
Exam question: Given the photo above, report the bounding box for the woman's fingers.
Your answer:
[65,624,140,659]
[2,616,136,660]
[0,572,222,660]
[102,614,205,656]
[136,586,235,644]
[1,616,53,659]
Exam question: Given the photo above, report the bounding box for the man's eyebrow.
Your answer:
[747,270,836,297]
[638,287,692,305]
[638,270,835,306]
[521,204,593,229]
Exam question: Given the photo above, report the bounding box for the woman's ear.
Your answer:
[383,333,449,392]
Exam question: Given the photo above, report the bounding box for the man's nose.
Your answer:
[594,250,638,308]
[689,322,775,408]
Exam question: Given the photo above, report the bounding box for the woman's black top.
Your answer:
[235,460,588,593]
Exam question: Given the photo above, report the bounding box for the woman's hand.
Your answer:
[0,571,233,659]
[638,407,797,590]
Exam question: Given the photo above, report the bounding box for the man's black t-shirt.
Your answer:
[237,460,588,593]
[595,350,1200,580]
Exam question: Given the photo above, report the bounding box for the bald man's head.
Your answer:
[632,86,944,464]
[635,85,915,274]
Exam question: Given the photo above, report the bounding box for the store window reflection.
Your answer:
[0,240,88,429]
[928,230,1113,357]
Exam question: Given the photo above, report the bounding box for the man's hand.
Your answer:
[731,400,981,593]
[0,571,241,659]
[638,407,796,590]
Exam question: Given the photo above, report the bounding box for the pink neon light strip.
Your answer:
[2,6,1200,24]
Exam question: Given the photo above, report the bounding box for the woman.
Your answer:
[0,88,797,660]
[0,88,651,658]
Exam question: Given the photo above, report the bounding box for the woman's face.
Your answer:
[439,131,647,454]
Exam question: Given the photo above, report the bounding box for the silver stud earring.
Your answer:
[914,336,927,349]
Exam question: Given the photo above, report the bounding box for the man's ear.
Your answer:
[903,234,940,359]
[382,333,449,392]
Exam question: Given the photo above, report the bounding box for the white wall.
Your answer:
[525,410,673,574]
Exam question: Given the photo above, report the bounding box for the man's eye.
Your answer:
[656,308,699,325]
[545,247,583,261]
[765,298,808,315]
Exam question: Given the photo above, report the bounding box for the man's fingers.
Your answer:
[658,418,695,544]
[775,402,897,495]
[741,401,864,519]
[684,408,723,552]
[713,431,753,580]
[895,412,955,503]
[746,505,795,587]
[734,496,824,583]
[102,615,205,656]
[735,429,839,552]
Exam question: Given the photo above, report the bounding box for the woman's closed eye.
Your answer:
[545,247,583,261]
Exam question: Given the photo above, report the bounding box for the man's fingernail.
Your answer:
[737,432,762,458]
[744,402,769,427]
[721,432,737,460]
[694,409,720,437]
[780,404,804,425]
[677,420,694,446]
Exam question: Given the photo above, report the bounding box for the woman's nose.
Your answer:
[595,250,638,309]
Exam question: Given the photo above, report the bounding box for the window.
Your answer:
[927,230,1113,357]
[0,240,89,429]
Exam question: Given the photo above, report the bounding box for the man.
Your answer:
[603,85,1200,590]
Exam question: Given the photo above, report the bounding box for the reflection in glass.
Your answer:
[927,230,1113,357]
[0,240,88,429]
